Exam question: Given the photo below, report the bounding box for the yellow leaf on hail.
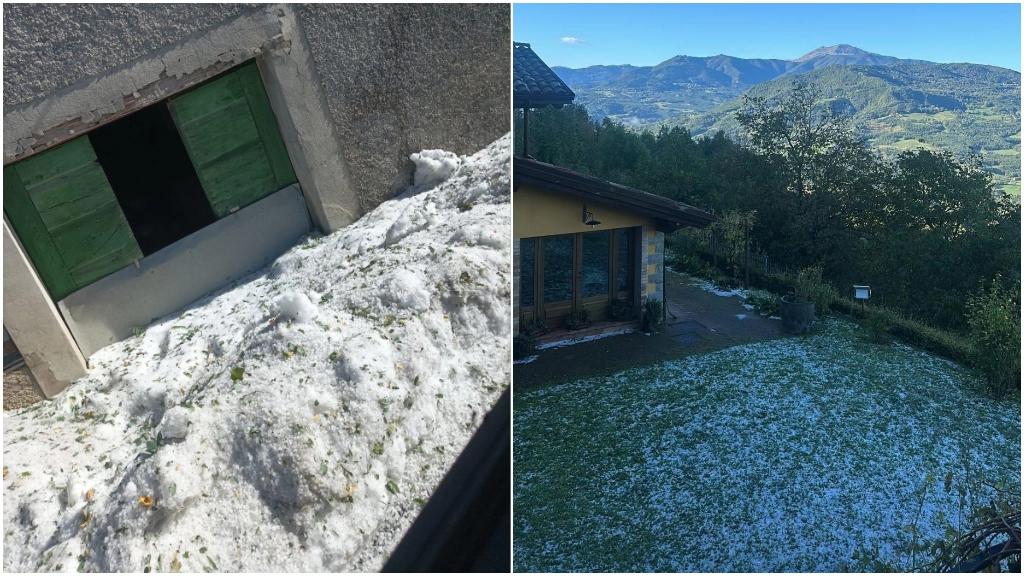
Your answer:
[138,495,154,508]
[85,488,95,502]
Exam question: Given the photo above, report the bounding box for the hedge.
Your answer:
[678,248,976,365]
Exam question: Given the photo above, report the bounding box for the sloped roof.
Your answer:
[514,157,715,231]
[513,42,575,108]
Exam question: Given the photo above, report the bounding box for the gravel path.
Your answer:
[3,367,45,411]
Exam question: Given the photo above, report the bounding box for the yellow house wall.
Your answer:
[513,185,655,239]
[512,184,668,334]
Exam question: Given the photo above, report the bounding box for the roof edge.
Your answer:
[513,157,715,231]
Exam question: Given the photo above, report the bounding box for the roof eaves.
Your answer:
[514,158,715,230]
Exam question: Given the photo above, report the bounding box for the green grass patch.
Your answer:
[513,320,1019,572]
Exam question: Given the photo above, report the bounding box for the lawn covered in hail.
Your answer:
[513,319,1020,572]
[3,134,510,572]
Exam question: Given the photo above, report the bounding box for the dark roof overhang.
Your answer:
[513,42,575,109]
[514,157,715,232]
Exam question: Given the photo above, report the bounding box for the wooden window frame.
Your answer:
[519,226,640,332]
[3,60,297,301]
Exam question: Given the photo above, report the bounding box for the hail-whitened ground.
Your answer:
[3,135,511,572]
[513,319,1020,572]
[690,277,750,298]
[536,328,636,351]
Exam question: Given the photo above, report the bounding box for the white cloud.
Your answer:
[560,36,584,45]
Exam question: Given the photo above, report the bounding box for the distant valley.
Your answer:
[553,45,1021,196]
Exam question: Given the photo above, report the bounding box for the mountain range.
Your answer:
[552,45,1021,196]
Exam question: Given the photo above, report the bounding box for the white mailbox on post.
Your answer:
[853,285,871,300]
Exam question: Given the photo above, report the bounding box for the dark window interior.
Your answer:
[89,103,215,255]
[520,238,535,307]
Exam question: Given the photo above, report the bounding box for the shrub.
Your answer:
[743,289,779,316]
[855,476,1021,572]
[832,297,975,364]
[664,250,687,271]
[863,312,894,344]
[513,333,537,360]
[697,248,978,368]
[923,478,1021,572]
[565,308,590,331]
[642,298,664,332]
[666,249,715,279]
[965,277,1020,398]
[793,265,834,314]
[520,318,547,337]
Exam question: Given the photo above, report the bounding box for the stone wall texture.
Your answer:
[644,228,665,304]
[3,3,510,215]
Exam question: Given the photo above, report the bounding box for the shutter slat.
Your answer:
[170,62,296,218]
[3,137,142,299]
[13,138,97,187]
[242,66,297,187]
[3,165,77,300]
[31,172,119,231]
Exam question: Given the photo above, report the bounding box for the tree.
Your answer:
[735,81,861,197]
[520,89,1019,335]
[735,80,883,276]
[966,276,1020,397]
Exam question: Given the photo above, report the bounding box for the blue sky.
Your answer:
[514,3,1022,71]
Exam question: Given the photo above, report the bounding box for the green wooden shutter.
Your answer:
[3,137,143,300]
[169,62,297,218]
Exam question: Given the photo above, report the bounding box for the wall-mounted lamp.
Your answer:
[582,204,601,227]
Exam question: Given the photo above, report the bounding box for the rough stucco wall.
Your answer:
[3,3,510,214]
[296,3,510,212]
[2,3,261,111]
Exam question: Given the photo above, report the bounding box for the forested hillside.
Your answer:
[554,46,1021,196]
[681,63,1021,195]
[516,85,1020,338]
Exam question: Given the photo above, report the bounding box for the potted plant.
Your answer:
[780,266,822,334]
[642,298,664,333]
[565,308,590,331]
[609,299,635,321]
[513,332,537,360]
[520,318,547,338]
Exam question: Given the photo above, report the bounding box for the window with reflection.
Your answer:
[520,238,535,307]
[542,235,574,303]
[581,231,610,298]
[616,228,632,293]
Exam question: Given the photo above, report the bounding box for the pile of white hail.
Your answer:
[3,134,511,572]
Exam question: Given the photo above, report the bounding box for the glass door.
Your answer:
[518,227,640,333]
[578,230,611,322]
[519,237,537,329]
[612,228,635,303]
[540,234,575,329]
